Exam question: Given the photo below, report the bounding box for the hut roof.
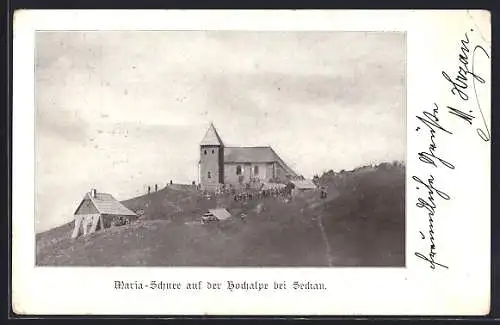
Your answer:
[206,208,232,221]
[74,191,137,216]
[291,179,317,190]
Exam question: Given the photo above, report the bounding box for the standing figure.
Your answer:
[320,185,328,199]
[286,181,295,199]
[148,185,151,194]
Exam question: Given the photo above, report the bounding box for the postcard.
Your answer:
[12,9,491,315]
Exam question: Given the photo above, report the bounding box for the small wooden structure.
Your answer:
[291,179,318,194]
[291,179,317,190]
[201,208,232,223]
[71,189,137,239]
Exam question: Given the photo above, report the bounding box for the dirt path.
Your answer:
[316,211,333,267]
[309,189,339,267]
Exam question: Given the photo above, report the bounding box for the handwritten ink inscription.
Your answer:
[413,28,490,270]
[414,105,452,270]
[442,29,491,142]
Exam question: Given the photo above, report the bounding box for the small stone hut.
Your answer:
[71,189,137,239]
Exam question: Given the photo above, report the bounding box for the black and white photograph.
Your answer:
[11,8,491,317]
[35,30,406,267]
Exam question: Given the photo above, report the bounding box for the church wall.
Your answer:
[275,163,292,183]
[224,162,270,185]
[251,163,268,181]
[224,163,247,185]
[218,146,225,183]
[223,164,238,184]
[200,145,221,190]
[243,163,252,182]
[267,163,275,180]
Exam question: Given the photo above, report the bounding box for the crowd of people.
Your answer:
[200,181,298,203]
[232,185,293,202]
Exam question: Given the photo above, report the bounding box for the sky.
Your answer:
[35,31,406,233]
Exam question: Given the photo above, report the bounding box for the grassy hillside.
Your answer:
[36,162,405,267]
[317,162,405,266]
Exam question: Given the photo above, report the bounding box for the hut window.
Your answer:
[254,165,259,175]
[208,171,211,179]
[204,150,207,155]
[236,165,242,175]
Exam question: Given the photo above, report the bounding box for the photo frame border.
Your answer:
[5,1,498,320]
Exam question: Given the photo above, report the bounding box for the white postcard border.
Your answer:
[12,10,491,315]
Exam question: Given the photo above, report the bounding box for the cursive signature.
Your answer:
[413,175,450,270]
[471,44,491,141]
[442,29,490,141]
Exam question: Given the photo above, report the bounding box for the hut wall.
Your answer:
[102,214,136,228]
[75,198,99,215]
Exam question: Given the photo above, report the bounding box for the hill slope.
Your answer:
[36,162,405,267]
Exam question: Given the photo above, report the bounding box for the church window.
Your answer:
[212,149,215,154]
[208,171,211,179]
[254,165,259,175]
[236,165,242,175]
[204,150,207,155]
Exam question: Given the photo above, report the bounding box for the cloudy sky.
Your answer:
[35,31,406,233]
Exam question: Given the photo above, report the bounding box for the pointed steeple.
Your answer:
[200,122,224,146]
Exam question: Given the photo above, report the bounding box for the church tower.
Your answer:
[199,123,224,191]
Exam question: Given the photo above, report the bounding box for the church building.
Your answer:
[198,123,298,191]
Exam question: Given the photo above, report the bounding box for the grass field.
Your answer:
[36,162,405,267]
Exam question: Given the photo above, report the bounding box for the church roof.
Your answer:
[200,123,224,146]
[224,146,276,163]
[224,146,297,176]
